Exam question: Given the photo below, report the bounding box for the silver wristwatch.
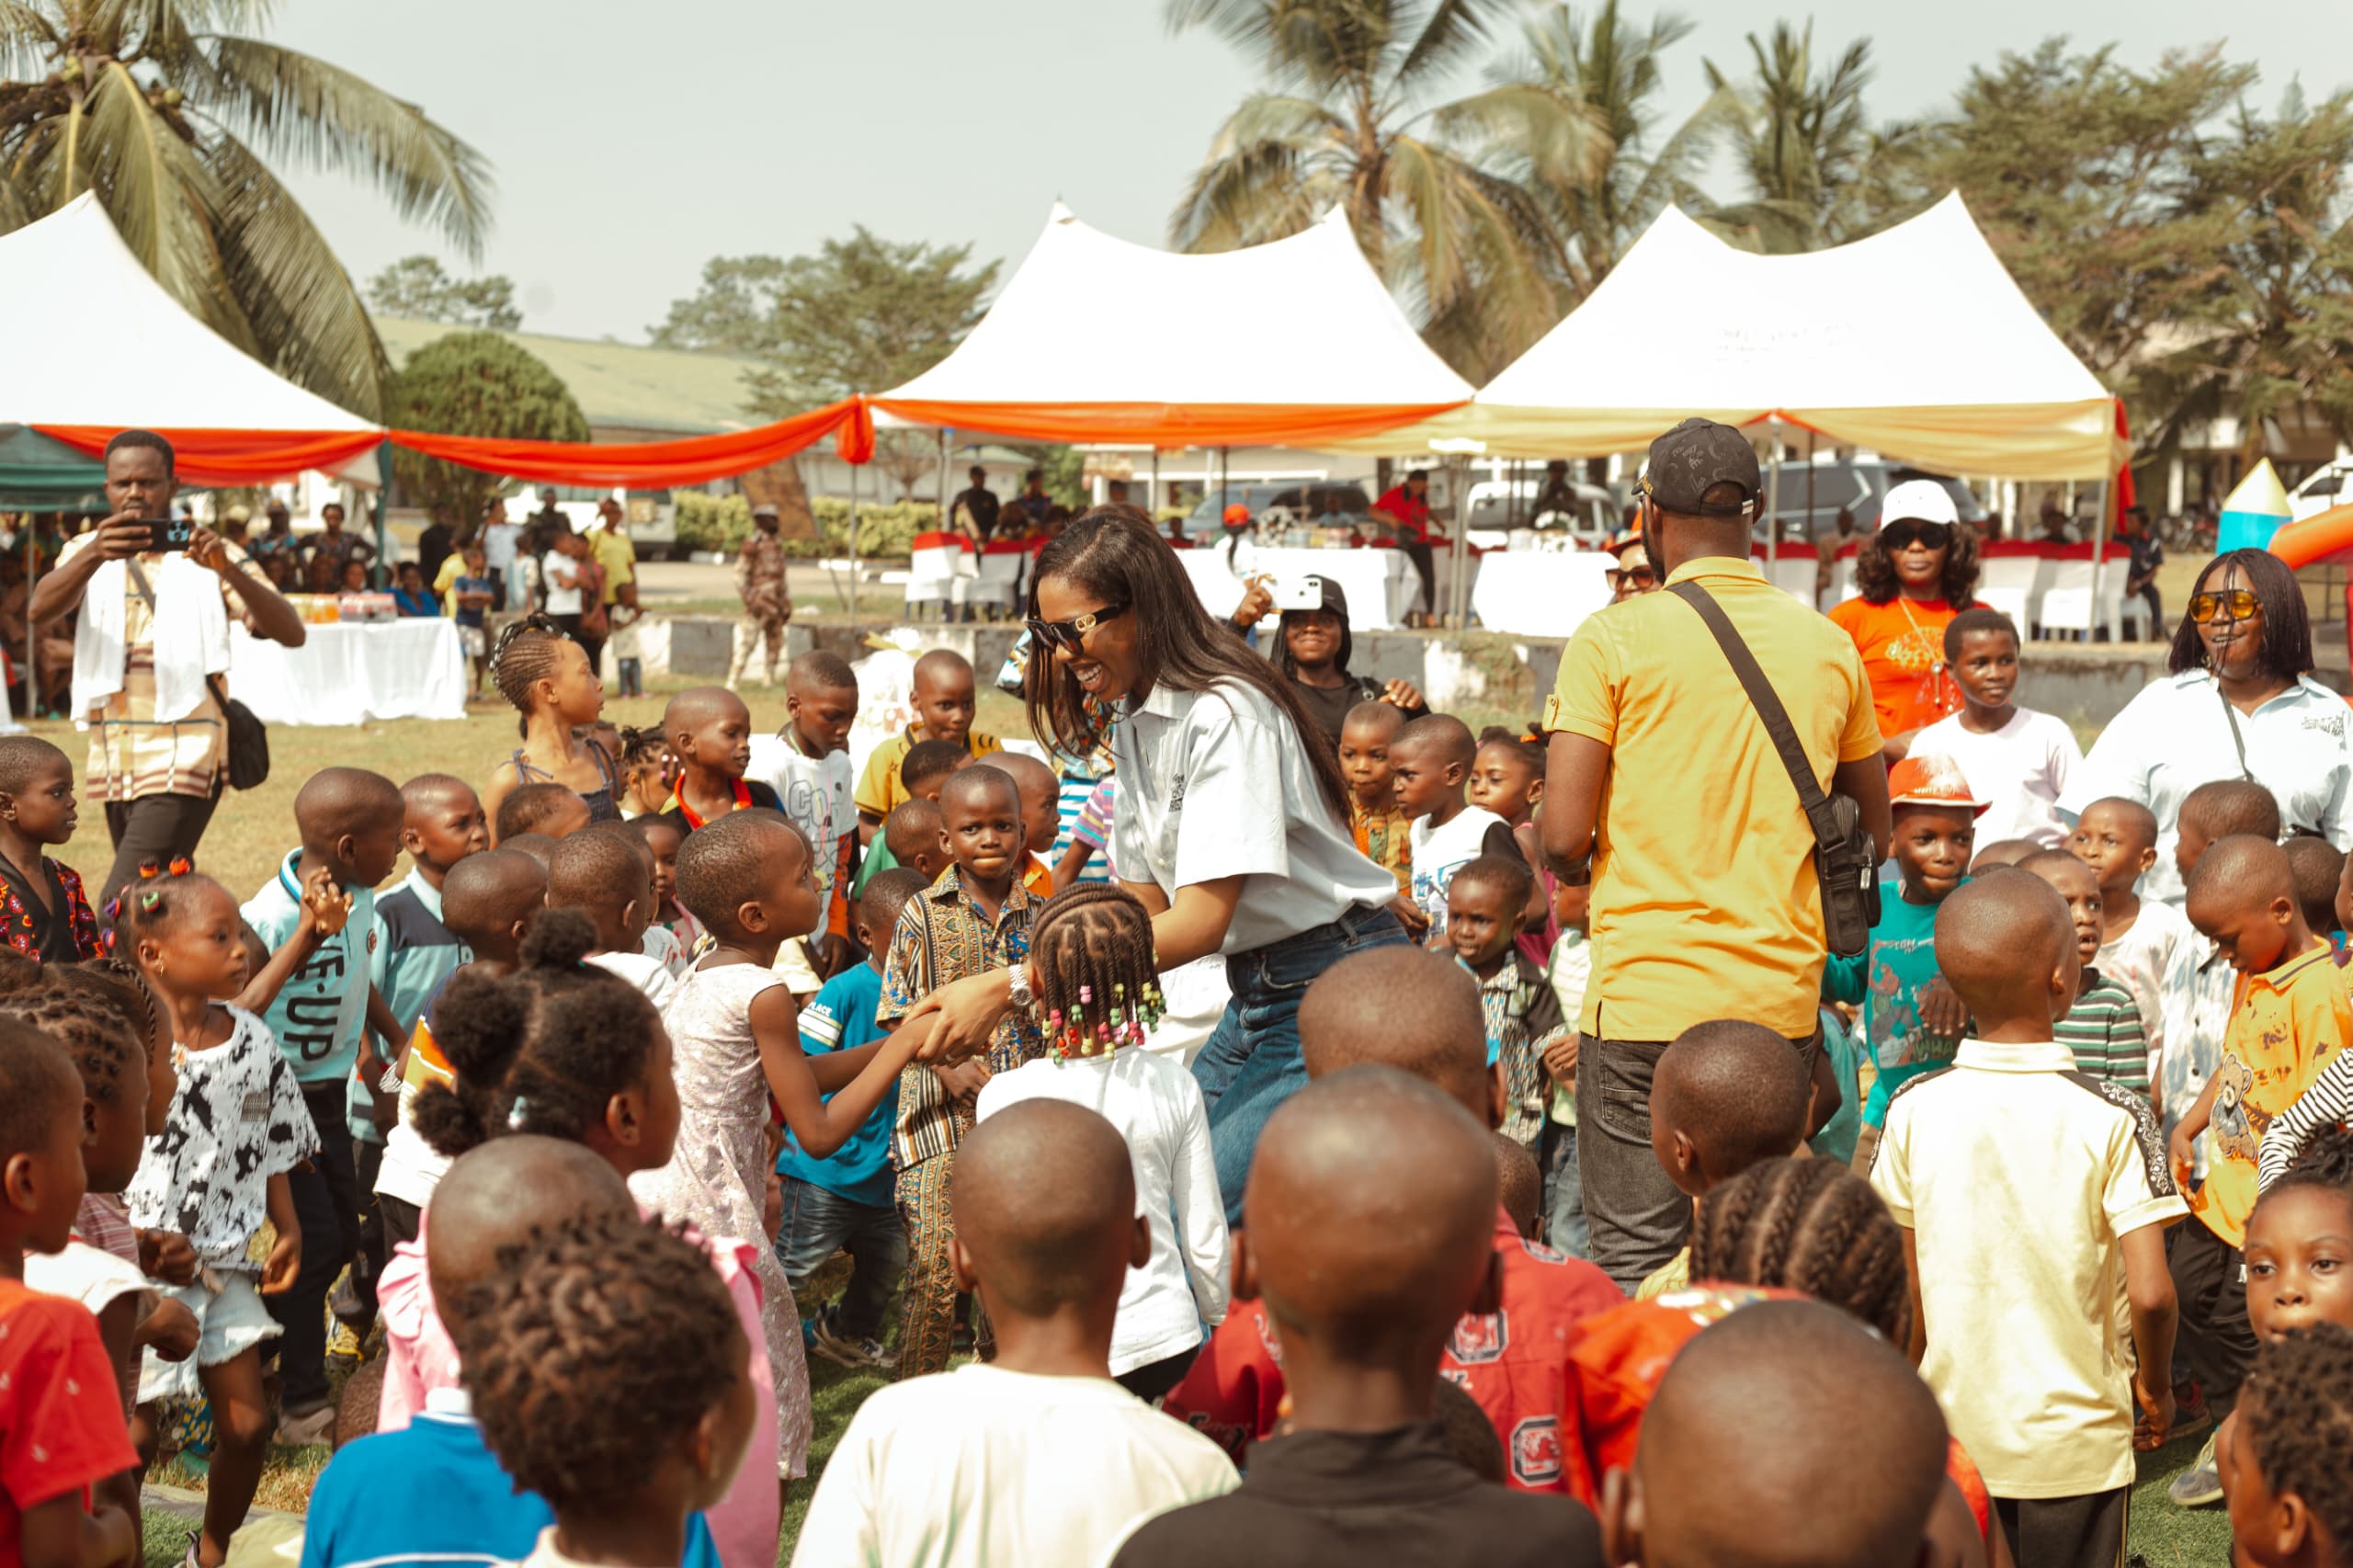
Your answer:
[1006,963,1034,1009]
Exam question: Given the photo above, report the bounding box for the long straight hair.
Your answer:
[1024,506,1353,824]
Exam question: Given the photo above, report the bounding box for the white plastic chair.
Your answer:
[1766,555,1818,605]
[2034,562,2121,642]
[1979,585,2031,631]
[1978,557,2041,634]
[961,551,1025,620]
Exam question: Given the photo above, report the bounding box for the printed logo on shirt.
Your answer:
[2305,710,2347,739]
[1511,1416,1562,1488]
[1448,1311,1507,1365]
[240,1090,268,1125]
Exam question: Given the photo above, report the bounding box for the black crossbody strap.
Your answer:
[1667,581,1842,856]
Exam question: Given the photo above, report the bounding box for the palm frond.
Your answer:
[83,59,257,348]
[0,1,63,78]
[1393,0,1511,87]
[192,34,493,257]
[1431,79,1609,192]
[202,127,388,418]
[1167,93,1344,251]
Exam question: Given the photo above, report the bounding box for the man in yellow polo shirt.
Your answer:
[1540,417,1890,1292]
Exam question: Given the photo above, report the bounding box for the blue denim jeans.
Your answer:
[1194,903,1409,1228]
[1539,1118,1591,1260]
[775,1175,908,1342]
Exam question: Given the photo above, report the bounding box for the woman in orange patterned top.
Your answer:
[1827,479,1983,760]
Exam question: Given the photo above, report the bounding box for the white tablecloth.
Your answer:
[1470,551,1616,638]
[229,619,468,725]
[1178,546,1417,631]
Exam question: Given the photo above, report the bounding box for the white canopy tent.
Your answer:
[0,193,381,483]
[873,203,1474,448]
[1342,192,2123,483]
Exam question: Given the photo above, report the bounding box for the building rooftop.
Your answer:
[371,317,766,437]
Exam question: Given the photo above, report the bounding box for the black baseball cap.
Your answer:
[1641,418,1760,518]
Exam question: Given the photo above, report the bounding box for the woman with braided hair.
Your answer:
[478,616,623,839]
[1570,1157,2007,1567]
[974,882,1230,1401]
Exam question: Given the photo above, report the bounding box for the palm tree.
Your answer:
[1704,19,1911,253]
[0,1,493,420]
[1504,1,1727,301]
[1165,0,1608,381]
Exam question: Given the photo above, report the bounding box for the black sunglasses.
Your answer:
[1881,521,1951,552]
[1026,602,1131,652]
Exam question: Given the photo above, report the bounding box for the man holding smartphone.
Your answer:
[31,428,307,904]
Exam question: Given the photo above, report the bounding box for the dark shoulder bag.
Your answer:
[126,561,270,791]
[1669,581,1880,958]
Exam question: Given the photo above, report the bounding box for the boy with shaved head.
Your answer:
[853,648,1003,843]
[1601,1300,1949,1568]
[1870,871,2183,1563]
[875,763,1051,1380]
[656,686,781,835]
[1115,1069,1604,1567]
[244,765,411,1442]
[1164,945,1622,1500]
[748,652,860,981]
[2160,835,2352,1506]
[793,1100,1236,1567]
[1391,714,1516,942]
[1634,1019,1813,1300]
[303,1139,727,1568]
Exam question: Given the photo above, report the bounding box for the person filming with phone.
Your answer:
[31,428,306,905]
[1268,574,1426,746]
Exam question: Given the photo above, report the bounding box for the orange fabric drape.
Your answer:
[33,425,384,487]
[868,398,1472,449]
[389,398,867,486]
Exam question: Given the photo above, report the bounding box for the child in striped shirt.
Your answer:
[2024,850,2150,1096]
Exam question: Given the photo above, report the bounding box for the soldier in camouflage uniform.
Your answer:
[729,502,790,689]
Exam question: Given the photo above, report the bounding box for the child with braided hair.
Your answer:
[385,908,783,1568]
[1572,1157,2005,1568]
[455,1210,757,1568]
[974,883,1230,1400]
[478,617,622,835]
[613,724,675,820]
[2221,1324,2353,1568]
[116,872,319,1568]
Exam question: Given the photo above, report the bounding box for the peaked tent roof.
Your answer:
[1339,192,2122,480]
[0,194,381,485]
[873,204,1473,449]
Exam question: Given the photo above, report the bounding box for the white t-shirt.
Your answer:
[2098,898,2190,1075]
[540,551,583,615]
[789,1364,1237,1568]
[976,1050,1230,1374]
[587,948,680,1012]
[482,520,519,574]
[1908,706,2082,849]
[747,733,858,915]
[1409,805,1513,937]
[125,1008,319,1267]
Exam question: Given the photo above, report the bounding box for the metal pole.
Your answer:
[1766,421,1781,572]
[24,514,39,719]
[372,438,392,576]
[2090,476,2110,641]
[1152,448,1161,518]
[934,426,949,534]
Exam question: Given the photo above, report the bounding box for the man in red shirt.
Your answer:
[1373,469,1437,624]
[1163,947,1623,1500]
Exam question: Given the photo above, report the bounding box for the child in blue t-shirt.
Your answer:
[240,767,407,1438]
[1822,755,1987,1158]
[776,868,926,1370]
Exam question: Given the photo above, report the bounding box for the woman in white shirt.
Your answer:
[907,506,1407,1225]
[540,529,585,626]
[2063,550,2353,904]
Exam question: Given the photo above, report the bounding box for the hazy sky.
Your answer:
[267,0,2347,346]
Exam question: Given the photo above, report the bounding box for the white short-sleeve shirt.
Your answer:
[2061,670,2353,904]
[1109,678,1397,954]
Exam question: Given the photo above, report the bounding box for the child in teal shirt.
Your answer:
[1823,755,1988,1145]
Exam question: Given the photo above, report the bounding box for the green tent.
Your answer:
[0,425,106,511]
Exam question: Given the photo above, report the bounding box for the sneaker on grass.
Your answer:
[2167,1428,2222,1507]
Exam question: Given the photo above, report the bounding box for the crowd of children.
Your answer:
[8,559,2353,1568]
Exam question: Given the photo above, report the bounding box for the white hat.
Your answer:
[1878,479,1960,530]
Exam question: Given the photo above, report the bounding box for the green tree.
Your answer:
[1704,20,1913,253]
[366,255,521,330]
[644,255,788,355]
[1165,0,1608,381]
[386,332,587,526]
[1909,41,2253,412]
[0,1,493,420]
[1505,1,1727,301]
[2134,85,2353,466]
